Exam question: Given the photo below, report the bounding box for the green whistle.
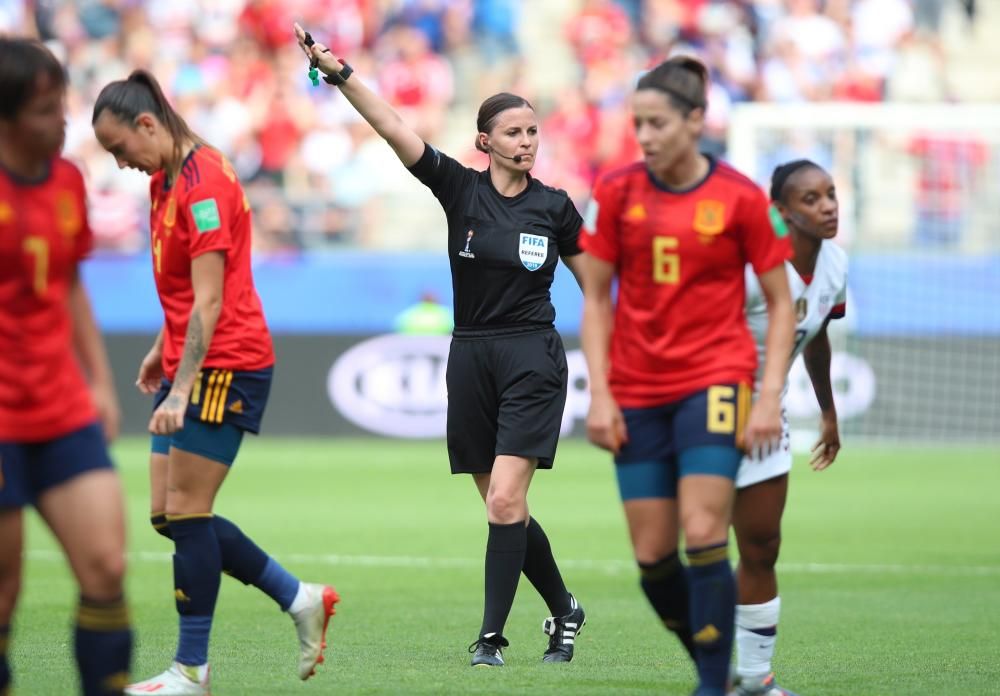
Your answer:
[308,66,319,87]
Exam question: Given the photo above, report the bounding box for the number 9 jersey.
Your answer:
[580,159,791,408]
[0,158,98,441]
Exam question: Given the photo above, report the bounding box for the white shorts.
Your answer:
[736,409,791,489]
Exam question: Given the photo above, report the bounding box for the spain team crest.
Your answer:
[519,233,548,271]
[56,191,81,237]
[693,200,726,236]
[0,201,13,225]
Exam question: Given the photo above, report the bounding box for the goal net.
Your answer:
[728,103,1000,443]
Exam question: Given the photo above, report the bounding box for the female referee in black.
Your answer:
[296,23,587,667]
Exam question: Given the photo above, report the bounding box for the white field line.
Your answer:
[23,550,1000,577]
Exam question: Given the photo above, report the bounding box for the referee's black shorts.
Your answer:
[446,325,568,475]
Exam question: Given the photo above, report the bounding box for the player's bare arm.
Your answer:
[67,267,121,441]
[803,318,840,470]
[137,327,165,395]
[745,264,795,455]
[293,23,424,167]
[580,253,626,453]
[149,251,224,435]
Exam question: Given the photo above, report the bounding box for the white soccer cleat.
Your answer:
[124,662,210,695]
[290,583,340,680]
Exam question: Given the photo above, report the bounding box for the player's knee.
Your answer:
[681,512,728,549]
[485,488,526,524]
[632,534,677,566]
[739,531,781,572]
[77,547,126,599]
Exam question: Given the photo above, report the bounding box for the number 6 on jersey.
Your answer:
[653,236,679,284]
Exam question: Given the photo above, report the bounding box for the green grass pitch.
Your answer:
[12,438,1000,695]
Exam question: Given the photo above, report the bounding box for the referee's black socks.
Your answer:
[523,517,573,617]
[480,520,527,638]
[639,552,696,658]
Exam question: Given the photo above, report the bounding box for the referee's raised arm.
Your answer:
[293,22,424,167]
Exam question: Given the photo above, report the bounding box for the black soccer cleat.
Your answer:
[541,594,586,663]
[468,633,509,667]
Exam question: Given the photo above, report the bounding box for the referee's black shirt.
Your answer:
[408,143,582,330]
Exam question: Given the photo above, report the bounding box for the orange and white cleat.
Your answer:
[290,583,340,680]
[124,662,210,695]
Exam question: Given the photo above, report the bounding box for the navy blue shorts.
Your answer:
[0,423,114,508]
[151,366,272,466]
[614,384,751,501]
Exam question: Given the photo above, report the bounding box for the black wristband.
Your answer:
[323,60,353,86]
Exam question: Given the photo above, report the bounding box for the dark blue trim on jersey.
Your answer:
[162,144,201,192]
[181,150,202,193]
[645,154,717,194]
[0,159,52,186]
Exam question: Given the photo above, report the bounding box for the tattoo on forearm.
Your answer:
[174,310,207,391]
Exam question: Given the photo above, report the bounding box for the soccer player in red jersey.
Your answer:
[0,38,132,695]
[578,57,796,696]
[92,71,337,696]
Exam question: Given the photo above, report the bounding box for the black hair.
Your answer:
[474,92,534,153]
[770,159,824,202]
[0,38,66,120]
[635,56,708,116]
[92,69,204,168]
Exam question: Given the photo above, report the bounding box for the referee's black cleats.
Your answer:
[542,594,586,663]
[469,633,508,667]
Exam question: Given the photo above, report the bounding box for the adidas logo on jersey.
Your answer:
[624,203,646,222]
[228,400,243,414]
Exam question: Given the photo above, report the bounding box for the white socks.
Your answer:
[735,595,781,680]
[287,582,309,614]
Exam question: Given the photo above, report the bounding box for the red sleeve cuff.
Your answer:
[189,241,231,258]
[829,302,846,319]
[579,234,617,265]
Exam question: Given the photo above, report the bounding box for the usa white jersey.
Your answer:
[744,240,848,393]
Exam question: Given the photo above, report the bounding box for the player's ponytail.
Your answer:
[636,56,708,117]
[92,69,205,173]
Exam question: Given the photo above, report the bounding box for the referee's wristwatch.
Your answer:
[323,59,353,86]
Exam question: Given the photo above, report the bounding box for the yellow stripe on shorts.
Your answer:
[200,370,219,422]
[213,370,233,423]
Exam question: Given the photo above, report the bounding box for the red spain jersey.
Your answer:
[0,159,99,441]
[580,159,791,407]
[149,147,274,381]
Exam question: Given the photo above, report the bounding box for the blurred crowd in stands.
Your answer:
[0,0,983,252]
